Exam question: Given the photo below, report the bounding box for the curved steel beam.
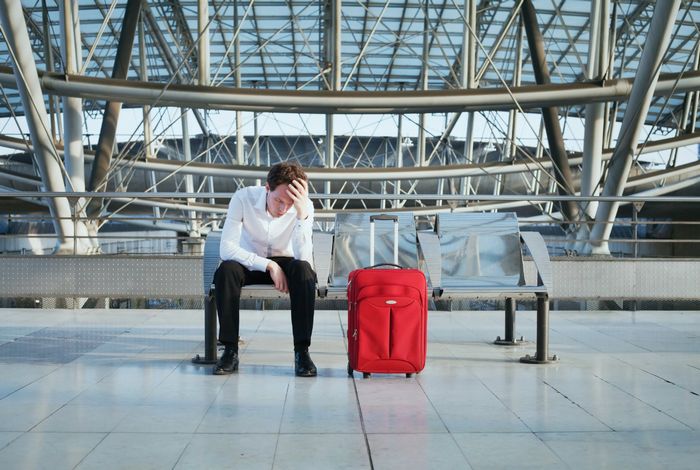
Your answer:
[1,66,700,114]
[3,131,700,181]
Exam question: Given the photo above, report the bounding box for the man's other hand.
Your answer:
[267,261,288,293]
[286,178,309,220]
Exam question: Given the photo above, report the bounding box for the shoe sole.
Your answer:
[295,370,317,377]
[213,365,239,375]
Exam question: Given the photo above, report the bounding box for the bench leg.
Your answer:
[494,297,524,345]
[192,289,219,364]
[520,293,558,364]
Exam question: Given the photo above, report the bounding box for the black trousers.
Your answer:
[214,257,316,352]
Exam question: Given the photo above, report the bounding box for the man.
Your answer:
[213,162,317,377]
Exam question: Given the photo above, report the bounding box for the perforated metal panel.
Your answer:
[2,256,699,301]
[523,258,700,300]
[0,256,202,298]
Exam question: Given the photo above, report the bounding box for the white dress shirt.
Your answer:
[219,186,314,272]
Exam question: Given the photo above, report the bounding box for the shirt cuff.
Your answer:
[251,256,271,273]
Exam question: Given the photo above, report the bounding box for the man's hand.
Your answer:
[267,260,288,293]
[286,178,309,220]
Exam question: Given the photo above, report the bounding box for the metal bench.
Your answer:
[192,228,335,364]
[416,212,556,363]
[193,211,556,365]
[192,212,420,363]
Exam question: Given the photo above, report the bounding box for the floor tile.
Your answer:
[33,404,132,433]
[0,432,105,470]
[539,430,700,470]
[174,433,277,469]
[75,432,192,470]
[0,432,21,450]
[273,433,370,470]
[0,308,698,469]
[355,379,448,434]
[453,432,564,469]
[114,404,211,433]
[279,377,362,433]
[368,433,471,469]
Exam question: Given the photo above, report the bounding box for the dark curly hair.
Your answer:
[266,161,308,190]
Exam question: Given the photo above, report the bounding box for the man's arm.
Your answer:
[219,192,270,272]
[287,179,314,265]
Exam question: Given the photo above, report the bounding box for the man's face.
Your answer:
[266,183,294,217]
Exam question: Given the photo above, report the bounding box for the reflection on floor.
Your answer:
[0,308,698,469]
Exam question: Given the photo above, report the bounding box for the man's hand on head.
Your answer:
[286,178,309,220]
[267,260,288,293]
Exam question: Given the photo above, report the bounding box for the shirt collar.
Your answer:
[254,186,269,215]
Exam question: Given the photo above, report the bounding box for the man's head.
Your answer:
[265,162,308,218]
[266,161,308,191]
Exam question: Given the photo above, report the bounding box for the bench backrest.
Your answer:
[433,212,525,288]
[330,212,418,287]
[202,229,335,295]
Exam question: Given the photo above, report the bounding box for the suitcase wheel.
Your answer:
[347,362,354,377]
[363,372,371,379]
[406,373,413,378]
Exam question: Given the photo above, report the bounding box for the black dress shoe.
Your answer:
[213,347,239,375]
[294,351,317,377]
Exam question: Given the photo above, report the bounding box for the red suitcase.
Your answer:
[347,215,428,378]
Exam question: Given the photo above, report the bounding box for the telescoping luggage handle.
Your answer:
[369,214,400,267]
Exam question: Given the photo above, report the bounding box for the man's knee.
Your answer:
[215,260,247,284]
[287,260,316,282]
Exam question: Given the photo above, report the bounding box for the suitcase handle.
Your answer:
[369,214,398,223]
[369,214,399,266]
[365,263,404,270]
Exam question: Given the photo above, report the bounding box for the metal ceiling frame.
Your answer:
[0,0,699,256]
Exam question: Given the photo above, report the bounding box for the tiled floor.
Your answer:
[0,307,699,469]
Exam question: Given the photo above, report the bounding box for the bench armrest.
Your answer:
[312,232,334,298]
[520,231,552,293]
[416,231,442,297]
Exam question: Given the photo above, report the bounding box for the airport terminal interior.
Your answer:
[0,0,699,468]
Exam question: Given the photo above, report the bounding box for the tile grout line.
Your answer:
[591,373,696,431]
[338,309,375,470]
[414,375,476,469]
[270,381,291,470]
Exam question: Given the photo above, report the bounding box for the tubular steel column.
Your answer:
[199,0,215,208]
[461,0,477,195]
[253,111,260,186]
[0,0,74,251]
[139,14,160,223]
[59,0,85,193]
[234,0,244,166]
[88,0,141,210]
[495,17,523,199]
[42,1,61,143]
[181,110,198,235]
[395,115,403,208]
[521,0,579,226]
[588,0,682,255]
[60,0,96,253]
[324,0,341,209]
[418,2,430,167]
[580,0,608,218]
[576,0,609,252]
